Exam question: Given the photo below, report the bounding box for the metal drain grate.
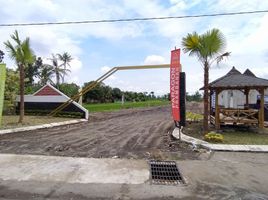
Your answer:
[149,160,184,185]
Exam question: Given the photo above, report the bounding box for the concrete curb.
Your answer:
[0,119,88,135]
[172,128,268,153]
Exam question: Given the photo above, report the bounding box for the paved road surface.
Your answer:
[0,152,267,199]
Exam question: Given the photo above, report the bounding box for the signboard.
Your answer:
[0,64,6,127]
[170,49,181,121]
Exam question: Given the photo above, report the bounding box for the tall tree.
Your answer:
[182,28,230,134]
[38,64,54,85]
[0,50,4,63]
[25,56,42,86]
[112,88,122,101]
[4,30,34,123]
[58,52,72,83]
[48,54,70,88]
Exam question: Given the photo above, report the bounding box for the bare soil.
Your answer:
[0,106,203,160]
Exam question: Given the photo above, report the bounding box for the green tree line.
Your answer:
[186,91,202,102]
[82,81,168,103]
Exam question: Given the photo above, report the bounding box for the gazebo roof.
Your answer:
[204,67,268,90]
[243,69,256,77]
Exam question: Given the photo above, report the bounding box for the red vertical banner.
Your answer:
[170,49,181,121]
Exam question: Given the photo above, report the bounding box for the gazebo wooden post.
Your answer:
[245,88,249,108]
[259,87,265,128]
[209,90,212,115]
[215,89,220,130]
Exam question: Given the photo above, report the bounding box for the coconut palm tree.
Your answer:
[25,56,43,86]
[39,64,54,85]
[47,54,70,88]
[182,28,230,134]
[57,52,72,83]
[4,30,34,123]
[0,50,4,63]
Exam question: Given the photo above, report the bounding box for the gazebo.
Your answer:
[205,67,268,129]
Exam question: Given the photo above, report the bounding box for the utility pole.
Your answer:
[121,93,125,106]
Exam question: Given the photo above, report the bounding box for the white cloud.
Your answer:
[69,57,82,73]
[122,0,197,39]
[143,55,167,65]
[101,66,111,73]
[28,28,82,56]
[0,0,145,41]
[0,0,145,70]
[100,66,116,81]
[68,75,79,84]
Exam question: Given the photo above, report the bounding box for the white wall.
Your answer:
[217,88,268,108]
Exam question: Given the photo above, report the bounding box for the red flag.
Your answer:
[170,49,181,121]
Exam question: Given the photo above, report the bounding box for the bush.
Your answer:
[25,84,42,95]
[186,112,203,122]
[4,68,19,115]
[59,83,80,98]
[204,132,224,143]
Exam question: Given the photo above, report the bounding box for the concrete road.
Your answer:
[0,152,268,200]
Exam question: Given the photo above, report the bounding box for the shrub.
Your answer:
[204,132,224,143]
[59,83,80,98]
[186,112,203,122]
[3,68,19,115]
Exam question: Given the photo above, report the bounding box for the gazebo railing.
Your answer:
[218,108,259,125]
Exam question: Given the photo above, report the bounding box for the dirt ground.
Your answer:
[0,106,203,160]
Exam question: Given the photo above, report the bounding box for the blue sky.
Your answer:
[1,0,268,95]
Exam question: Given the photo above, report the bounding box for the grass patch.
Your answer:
[84,100,170,112]
[1,115,75,130]
[221,131,268,145]
[183,121,268,145]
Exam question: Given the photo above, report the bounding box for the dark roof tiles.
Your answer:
[226,66,241,75]
[203,67,268,89]
[243,69,256,77]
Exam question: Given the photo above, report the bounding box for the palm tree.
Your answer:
[4,30,34,123]
[182,28,230,134]
[57,52,72,83]
[25,56,43,86]
[39,64,54,85]
[48,54,70,88]
[0,50,4,63]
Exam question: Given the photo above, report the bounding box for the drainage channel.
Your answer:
[149,160,185,185]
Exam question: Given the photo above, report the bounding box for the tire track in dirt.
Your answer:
[0,106,202,160]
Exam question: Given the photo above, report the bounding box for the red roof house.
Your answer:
[16,83,88,119]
